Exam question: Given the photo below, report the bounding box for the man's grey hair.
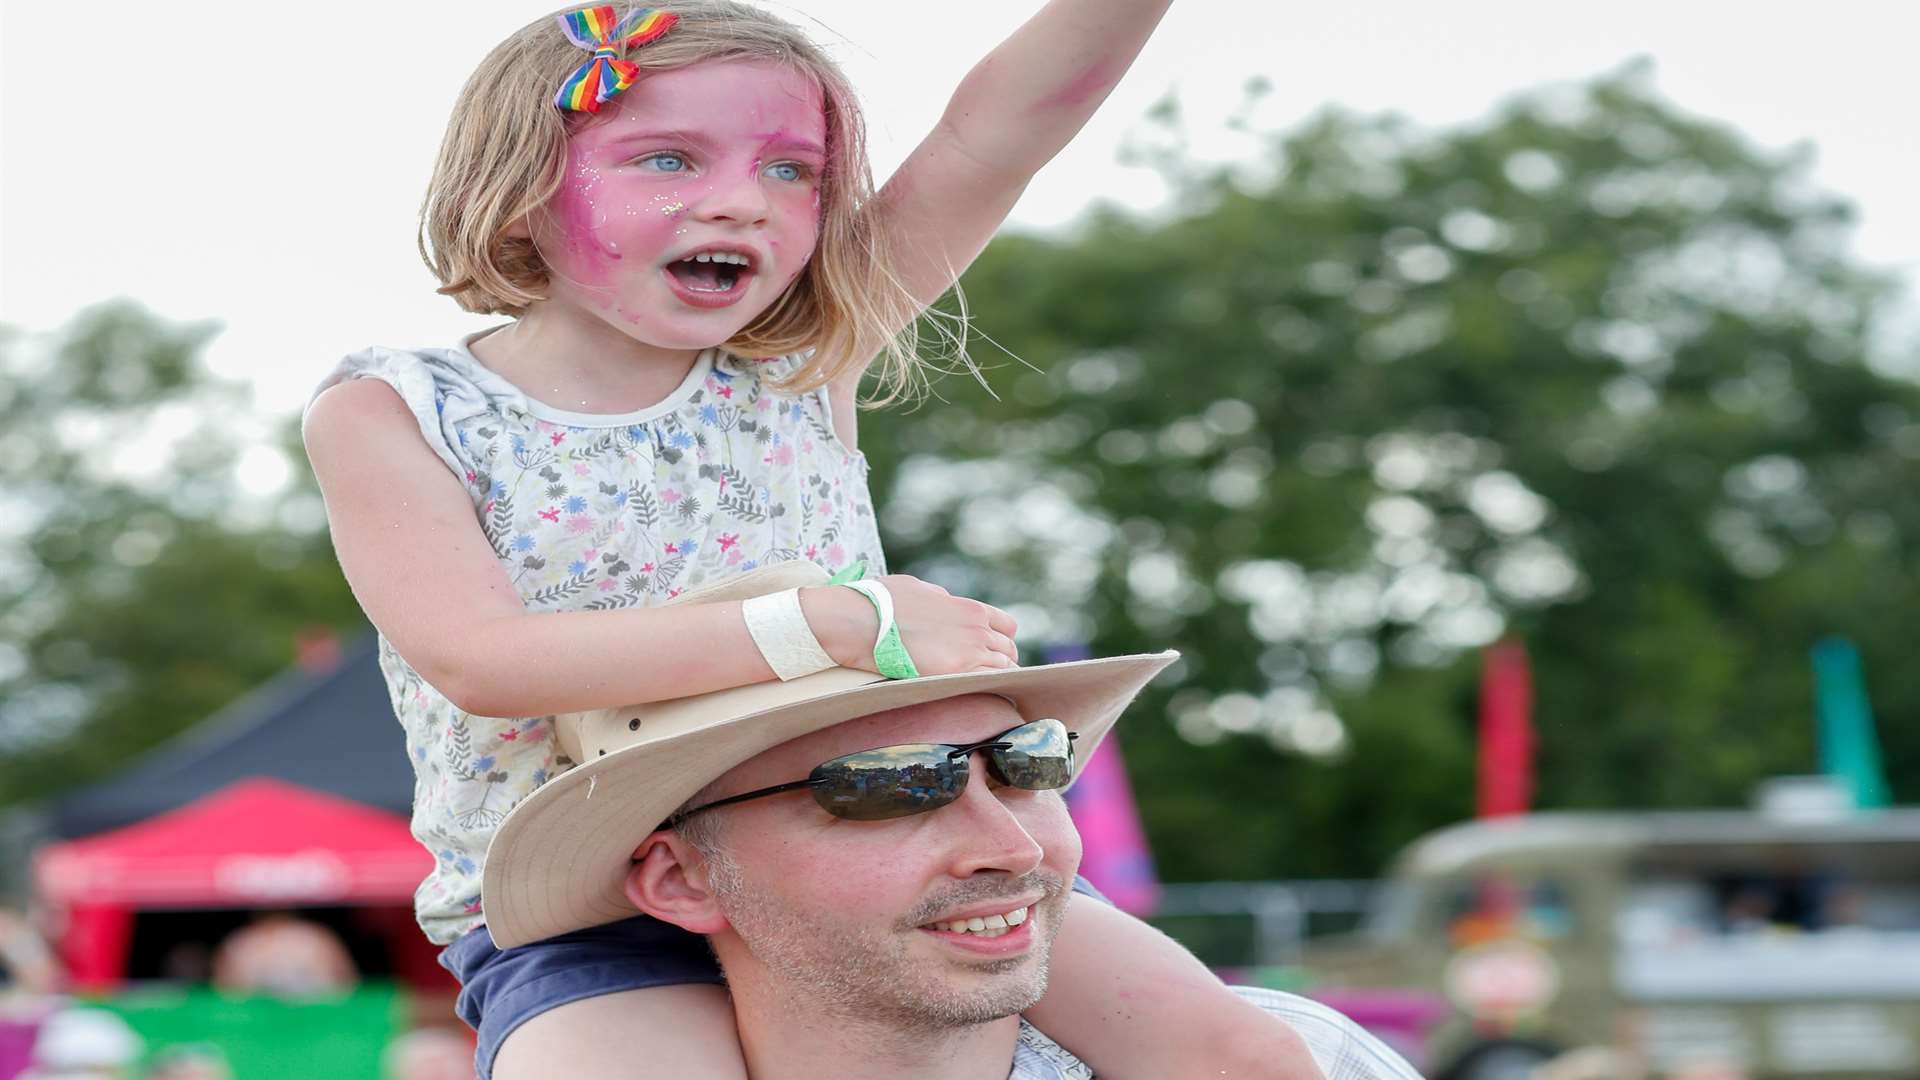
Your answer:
[669,779,731,859]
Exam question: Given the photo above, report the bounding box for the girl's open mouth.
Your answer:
[664,252,755,308]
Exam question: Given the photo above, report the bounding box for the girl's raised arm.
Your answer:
[831,0,1172,427]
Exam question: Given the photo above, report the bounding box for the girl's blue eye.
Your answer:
[767,162,805,182]
[641,153,688,173]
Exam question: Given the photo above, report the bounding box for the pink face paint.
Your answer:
[529,60,827,352]
[549,150,621,284]
[752,130,827,159]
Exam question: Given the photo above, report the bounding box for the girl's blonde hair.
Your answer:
[421,1,935,400]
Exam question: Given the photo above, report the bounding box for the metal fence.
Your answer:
[1147,880,1380,969]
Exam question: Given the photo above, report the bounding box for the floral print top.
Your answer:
[312,335,885,944]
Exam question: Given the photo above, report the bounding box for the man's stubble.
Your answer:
[703,846,1071,1035]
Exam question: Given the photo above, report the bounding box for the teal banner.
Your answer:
[1811,637,1891,810]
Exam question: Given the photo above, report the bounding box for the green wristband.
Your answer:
[839,579,921,680]
[826,559,869,586]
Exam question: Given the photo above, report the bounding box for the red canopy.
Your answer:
[35,779,434,989]
[37,778,430,909]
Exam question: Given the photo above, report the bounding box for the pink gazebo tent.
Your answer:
[34,778,435,990]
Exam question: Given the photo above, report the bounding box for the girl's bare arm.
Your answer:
[1029,895,1327,1079]
[828,0,1174,439]
[878,0,1172,310]
[303,378,1013,717]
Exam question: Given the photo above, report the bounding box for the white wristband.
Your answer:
[742,588,838,681]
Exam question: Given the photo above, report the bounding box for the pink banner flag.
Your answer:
[1044,644,1160,913]
[1476,637,1534,818]
[1065,734,1162,915]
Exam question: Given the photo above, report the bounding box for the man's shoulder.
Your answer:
[1010,986,1425,1080]
[1011,1019,1095,1080]
[1226,987,1426,1079]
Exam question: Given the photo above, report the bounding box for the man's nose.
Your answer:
[691,167,771,226]
[941,758,1048,879]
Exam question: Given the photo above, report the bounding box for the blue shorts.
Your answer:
[440,876,1109,1078]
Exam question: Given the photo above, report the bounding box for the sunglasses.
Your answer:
[669,719,1079,824]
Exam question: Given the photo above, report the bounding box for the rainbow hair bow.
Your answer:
[553,5,679,114]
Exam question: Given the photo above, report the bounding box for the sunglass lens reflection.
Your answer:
[812,747,967,821]
[989,719,1074,790]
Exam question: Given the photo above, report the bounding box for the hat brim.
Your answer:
[482,651,1176,948]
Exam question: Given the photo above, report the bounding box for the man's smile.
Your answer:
[923,903,1031,938]
[914,893,1050,959]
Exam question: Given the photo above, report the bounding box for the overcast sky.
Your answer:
[3,1,1915,422]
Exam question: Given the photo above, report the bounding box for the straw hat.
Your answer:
[481,560,1177,948]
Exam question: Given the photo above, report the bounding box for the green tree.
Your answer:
[862,64,1920,880]
[9,67,1918,888]
[0,302,364,806]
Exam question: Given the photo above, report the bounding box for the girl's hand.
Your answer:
[799,575,1018,675]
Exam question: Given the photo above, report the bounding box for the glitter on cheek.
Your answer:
[576,167,609,231]
[549,153,624,282]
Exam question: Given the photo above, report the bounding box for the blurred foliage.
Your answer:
[0,302,364,806]
[5,67,1918,885]
[862,65,1920,879]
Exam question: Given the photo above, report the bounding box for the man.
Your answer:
[483,565,1420,1078]
[211,911,358,997]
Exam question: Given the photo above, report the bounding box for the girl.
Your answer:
[304,3,1323,1078]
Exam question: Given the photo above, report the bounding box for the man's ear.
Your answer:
[624,830,731,935]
